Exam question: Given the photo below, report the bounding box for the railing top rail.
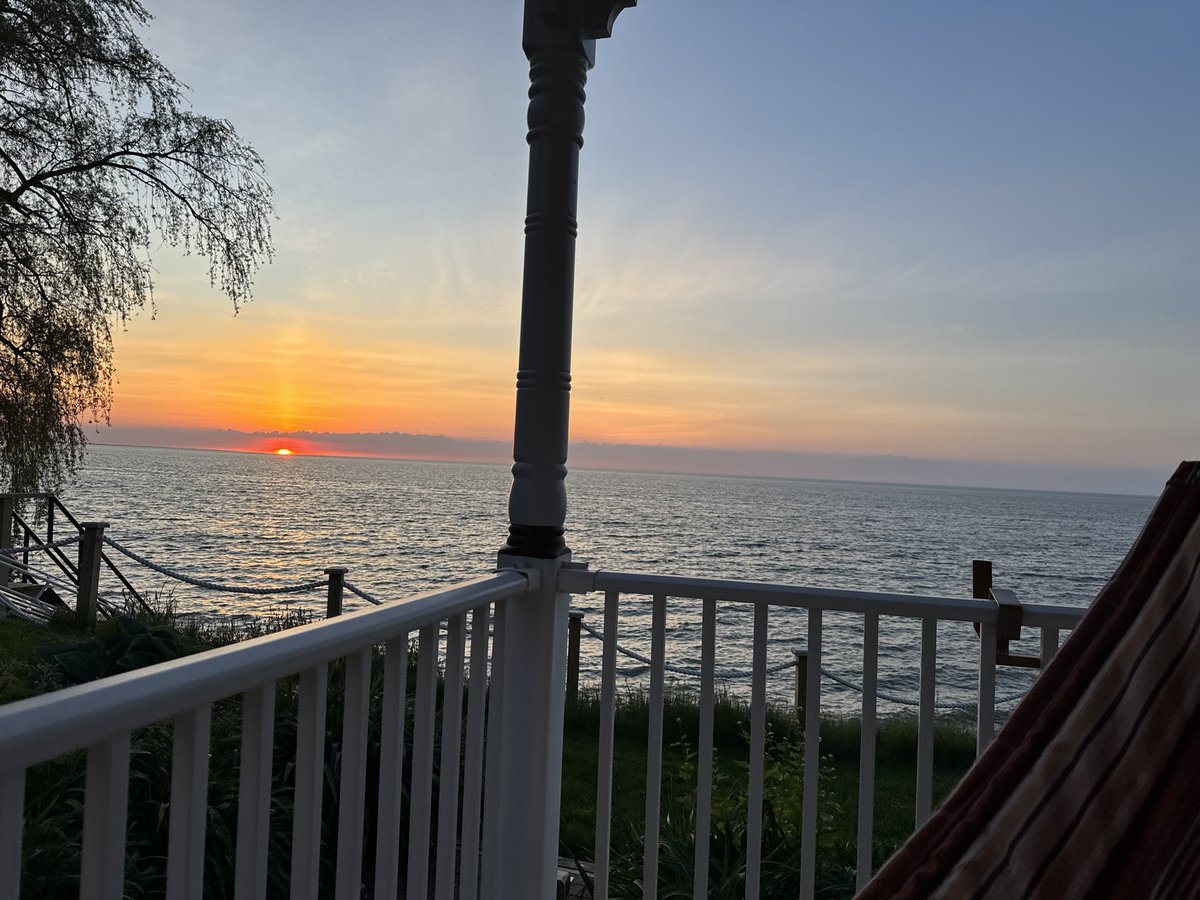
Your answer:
[561,568,1087,628]
[0,570,532,772]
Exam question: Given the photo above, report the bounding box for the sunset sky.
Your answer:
[103,2,1199,493]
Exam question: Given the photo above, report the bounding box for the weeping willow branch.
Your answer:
[0,0,275,492]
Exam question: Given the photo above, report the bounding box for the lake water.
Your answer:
[58,444,1156,714]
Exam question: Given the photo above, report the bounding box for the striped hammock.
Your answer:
[858,460,1200,900]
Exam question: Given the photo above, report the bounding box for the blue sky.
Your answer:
[110,1,1199,492]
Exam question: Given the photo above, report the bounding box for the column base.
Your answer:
[500,524,569,560]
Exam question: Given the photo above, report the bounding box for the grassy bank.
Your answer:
[1,608,975,898]
[559,688,974,897]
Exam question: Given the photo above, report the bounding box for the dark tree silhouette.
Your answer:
[0,0,274,492]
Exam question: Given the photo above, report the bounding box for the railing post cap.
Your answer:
[80,521,109,530]
[793,647,808,659]
[324,566,349,576]
[568,610,585,620]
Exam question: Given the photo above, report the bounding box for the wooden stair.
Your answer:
[0,580,68,623]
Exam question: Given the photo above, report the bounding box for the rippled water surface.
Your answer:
[61,445,1156,713]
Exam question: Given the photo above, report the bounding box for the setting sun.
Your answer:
[274,448,294,456]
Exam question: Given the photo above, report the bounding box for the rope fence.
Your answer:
[101,536,326,596]
[12,527,1032,710]
[578,616,1030,710]
[5,534,83,553]
[579,618,795,680]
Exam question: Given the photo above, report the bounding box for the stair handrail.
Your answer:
[11,510,78,585]
[1,493,149,614]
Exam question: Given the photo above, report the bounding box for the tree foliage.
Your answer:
[0,0,273,492]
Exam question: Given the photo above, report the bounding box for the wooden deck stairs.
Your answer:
[1,493,140,624]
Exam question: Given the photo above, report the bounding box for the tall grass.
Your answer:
[560,687,976,899]
[12,601,444,898]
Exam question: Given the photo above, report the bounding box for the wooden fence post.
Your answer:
[325,567,348,618]
[77,522,108,629]
[972,559,993,600]
[567,610,584,706]
[794,648,808,716]
[0,495,14,585]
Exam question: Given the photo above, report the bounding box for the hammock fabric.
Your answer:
[858,461,1200,900]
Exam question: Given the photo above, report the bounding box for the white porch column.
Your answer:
[494,2,634,897]
[501,0,634,560]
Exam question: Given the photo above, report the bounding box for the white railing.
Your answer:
[0,570,535,900]
[2,562,1089,900]
[556,567,1087,900]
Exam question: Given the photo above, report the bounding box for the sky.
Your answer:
[101,1,1199,494]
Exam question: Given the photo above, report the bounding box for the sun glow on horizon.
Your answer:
[274,448,294,456]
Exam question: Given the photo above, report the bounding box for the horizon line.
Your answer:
[88,430,1165,499]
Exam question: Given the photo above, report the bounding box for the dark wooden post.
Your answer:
[0,494,14,585]
[972,559,993,600]
[77,522,108,629]
[325,567,348,618]
[794,648,809,716]
[567,610,584,705]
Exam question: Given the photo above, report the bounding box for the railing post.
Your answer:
[325,566,348,618]
[794,648,808,716]
[567,610,584,706]
[972,559,993,600]
[77,522,108,628]
[0,495,14,585]
[492,557,567,897]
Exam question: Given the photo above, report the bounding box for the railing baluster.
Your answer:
[1041,625,1060,666]
[167,705,213,900]
[335,649,372,900]
[594,589,620,900]
[1,769,25,900]
[691,595,715,897]
[435,614,468,899]
[459,605,491,900]
[80,732,131,900]
[916,618,937,826]
[481,600,508,896]
[643,593,667,900]
[291,664,328,900]
[800,608,822,900]
[235,683,275,900]
[745,603,768,900]
[407,623,441,900]
[856,612,879,892]
[374,637,409,900]
[693,596,717,898]
[977,620,998,755]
